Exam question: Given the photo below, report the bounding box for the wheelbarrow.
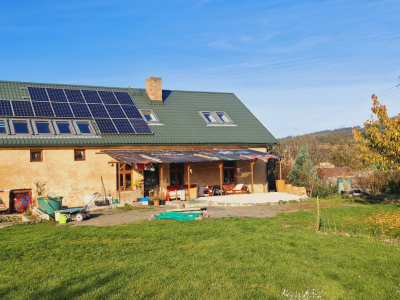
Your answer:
[58,192,101,222]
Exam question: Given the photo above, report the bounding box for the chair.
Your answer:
[232,184,247,195]
[167,186,178,200]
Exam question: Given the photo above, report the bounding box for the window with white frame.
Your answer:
[199,111,235,125]
[0,120,8,135]
[32,120,55,135]
[200,111,219,124]
[139,109,161,124]
[53,121,76,135]
[9,119,33,135]
[73,121,96,135]
[215,111,234,124]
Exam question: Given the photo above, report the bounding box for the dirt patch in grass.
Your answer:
[68,206,169,227]
[67,201,357,227]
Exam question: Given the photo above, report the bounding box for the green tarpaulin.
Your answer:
[153,212,202,221]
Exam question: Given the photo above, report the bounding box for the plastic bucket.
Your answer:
[54,211,60,221]
[58,214,68,224]
[113,199,119,204]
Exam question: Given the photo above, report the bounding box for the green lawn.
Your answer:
[1,203,400,299]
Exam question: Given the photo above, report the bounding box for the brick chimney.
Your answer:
[146,77,162,101]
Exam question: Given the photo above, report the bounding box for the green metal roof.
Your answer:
[0,80,278,148]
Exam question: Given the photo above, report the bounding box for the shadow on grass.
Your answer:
[18,268,137,300]
[352,194,400,205]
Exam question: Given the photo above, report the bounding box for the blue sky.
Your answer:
[1,0,400,138]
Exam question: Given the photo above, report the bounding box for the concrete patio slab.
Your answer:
[197,192,306,206]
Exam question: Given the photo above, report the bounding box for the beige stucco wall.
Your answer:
[0,147,269,209]
[0,149,117,208]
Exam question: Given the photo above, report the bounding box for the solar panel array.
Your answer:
[0,87,153,135]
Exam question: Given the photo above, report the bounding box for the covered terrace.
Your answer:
[104,148,283,200]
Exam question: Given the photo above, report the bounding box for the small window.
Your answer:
[54,121,76,135]
[32,120,54,135]
[139,109,161,124]
[0,120,8,134]
[10,120,33,135]
[74,149,85,161]
[215,111,233,124]
[30,150,43,162]
[73,121,96,135]
[200,111,219,124]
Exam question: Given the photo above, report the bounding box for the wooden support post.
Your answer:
[218,162,224,196]
[249,160,257,194]
[159,164,163,200]
[279,160,282,180]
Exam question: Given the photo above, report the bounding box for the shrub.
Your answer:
[312,185,338,198]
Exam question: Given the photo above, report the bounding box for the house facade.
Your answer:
[0,77,278,212]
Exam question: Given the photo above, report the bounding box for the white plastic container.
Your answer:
[54,211,60,221]
[179,189,186,201]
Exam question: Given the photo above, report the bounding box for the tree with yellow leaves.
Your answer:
[353,94,400,168]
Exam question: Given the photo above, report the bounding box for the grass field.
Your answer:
[1,201,400,299]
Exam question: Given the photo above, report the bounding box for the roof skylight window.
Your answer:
[54,121,76,135]
[215,112,233,124]
[73,121,96,135]
[200,111,235,126]
[0,120,7,134]
[139,109,162,125]
[32,120,54,135]
[9,120,33,135]
[14,121,30,133]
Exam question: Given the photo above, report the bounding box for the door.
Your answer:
[144,166,159,197]
[10,190,33,214]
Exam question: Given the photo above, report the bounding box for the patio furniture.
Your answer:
[232,184,247,194]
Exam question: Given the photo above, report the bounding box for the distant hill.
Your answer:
[278,126,362,142]
[278,115,397,142]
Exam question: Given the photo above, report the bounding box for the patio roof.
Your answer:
[103,148,283,164]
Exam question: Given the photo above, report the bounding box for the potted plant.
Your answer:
[150,196,160,206]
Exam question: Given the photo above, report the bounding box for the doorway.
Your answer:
[144,166,159,197]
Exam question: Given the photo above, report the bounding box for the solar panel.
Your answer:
[0,87,153,135]
[94,119,118,133]
[52,102,74,118]
[65,89,85,103]
[11,101,35,116]
[70,103,92,118]
[105,105,126,118]
[47,88,68,102]
[113,119,136,134]
[32,102,54,117]
[98,91,118,104]
[81,90,102,104]
[114,91,135,105]
[130,119,153,134]
[121,105,142,119]
[0,100,13,116]
[28,87,49,102]
[88,104,109,118]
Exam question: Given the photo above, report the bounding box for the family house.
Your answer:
[0,77,279,213]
